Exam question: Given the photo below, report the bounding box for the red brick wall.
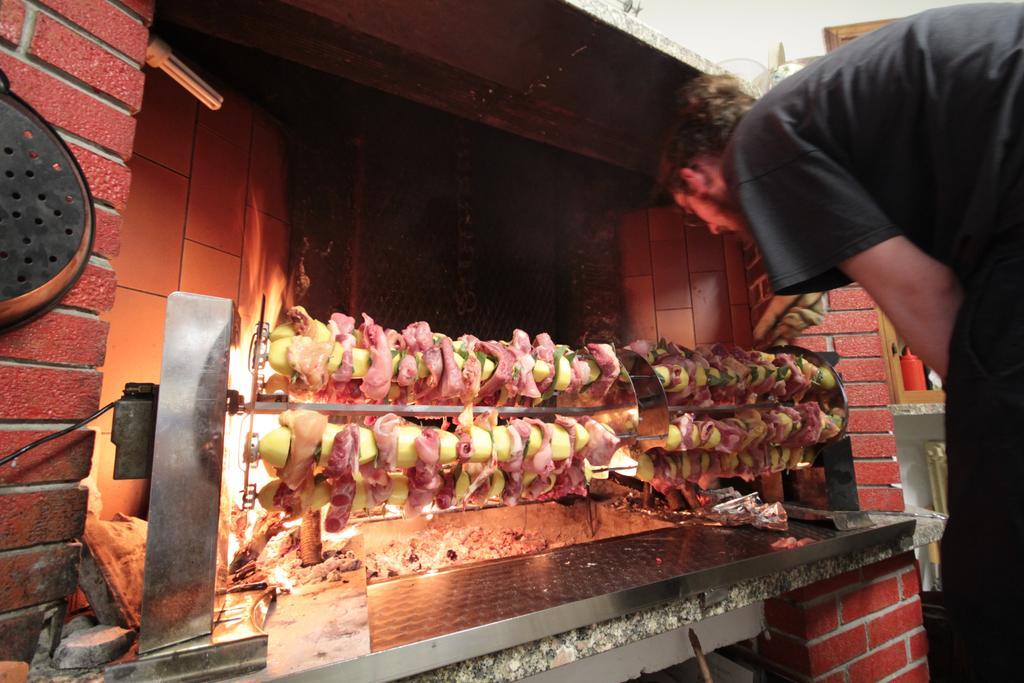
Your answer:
[0,0,151,663]
[801,287,902,512]
[759,553,928,682]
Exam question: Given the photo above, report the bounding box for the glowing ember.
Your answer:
[234,523,361,589]
[267,563,296,593]
[364,527,548,580]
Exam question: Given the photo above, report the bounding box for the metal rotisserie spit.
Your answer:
[106,292,910,681]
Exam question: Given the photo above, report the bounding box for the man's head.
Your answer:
[660,74,755,236]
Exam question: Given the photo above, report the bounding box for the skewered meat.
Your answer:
[585,343,620,398]
[643,340,837,407]
[259,316,846,530]
[637,401,842,491]
[277,410,327,489]
[267,308,614,406]
[361,314,393,401]
[256,409,622,526]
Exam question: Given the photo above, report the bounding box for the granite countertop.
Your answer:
[890,402,945,416]
[563,0,722,76]
[404,514,943,683]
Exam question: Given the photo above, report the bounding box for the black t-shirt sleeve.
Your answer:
[731,147,903,295]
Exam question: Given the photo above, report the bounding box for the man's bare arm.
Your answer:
[838,236,963,379]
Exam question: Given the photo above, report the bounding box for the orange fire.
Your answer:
[225,206,291,564]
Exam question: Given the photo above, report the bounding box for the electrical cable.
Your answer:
[0,400,117,467]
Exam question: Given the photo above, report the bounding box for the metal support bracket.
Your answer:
[111,382,158,480]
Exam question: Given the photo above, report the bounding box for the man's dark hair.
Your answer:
[659,73,755,191]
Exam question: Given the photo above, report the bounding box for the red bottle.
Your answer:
[900,348,927,391]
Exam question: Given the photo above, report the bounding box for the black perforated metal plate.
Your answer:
[0,87,91,302]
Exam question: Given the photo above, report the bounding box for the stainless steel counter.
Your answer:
[277,518,914,682]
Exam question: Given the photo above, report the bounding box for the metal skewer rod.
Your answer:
[250,401,615,418]
[668,400,785,416]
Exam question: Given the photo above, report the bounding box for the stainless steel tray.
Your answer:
[284,519,913,681]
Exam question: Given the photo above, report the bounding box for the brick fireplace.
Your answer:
[0,0,152,663]
[0,1,930,678]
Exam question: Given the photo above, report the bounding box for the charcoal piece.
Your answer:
[53,625,135,669]
[79,514,146,629]
[62,614,97,639]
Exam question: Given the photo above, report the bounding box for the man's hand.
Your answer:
[839,236,963,379]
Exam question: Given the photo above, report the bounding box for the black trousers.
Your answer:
[942,246,1024,681]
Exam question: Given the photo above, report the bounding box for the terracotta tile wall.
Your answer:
[620,207,751,347]
[0,0,152,663]
[95,68,291,520]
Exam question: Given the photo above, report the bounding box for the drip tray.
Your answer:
[368,520,901,650]
[275,518,912,681]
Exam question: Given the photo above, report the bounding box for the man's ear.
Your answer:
[678,166,710,194]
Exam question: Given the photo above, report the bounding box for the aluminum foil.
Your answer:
[642,488,790,531]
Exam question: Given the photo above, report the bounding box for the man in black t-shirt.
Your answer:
[661,5,1024,680]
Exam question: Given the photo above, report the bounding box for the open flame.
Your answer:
[323,524,360,543]
[383,504,405,517]
[267,562,296,593]
[224,206,290,567]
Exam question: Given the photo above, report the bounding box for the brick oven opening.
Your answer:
[65,4,863,673]
[0,2,931,680]
[0,2,933,679]
[92,10,672,592]
[128,18,698,598]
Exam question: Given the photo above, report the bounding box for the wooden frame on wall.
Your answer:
[823,19,894,52]
[877,310,946,404]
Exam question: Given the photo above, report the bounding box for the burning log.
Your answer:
[299,509,324,566]
[230,511,286,578]
[664,489,687,511]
